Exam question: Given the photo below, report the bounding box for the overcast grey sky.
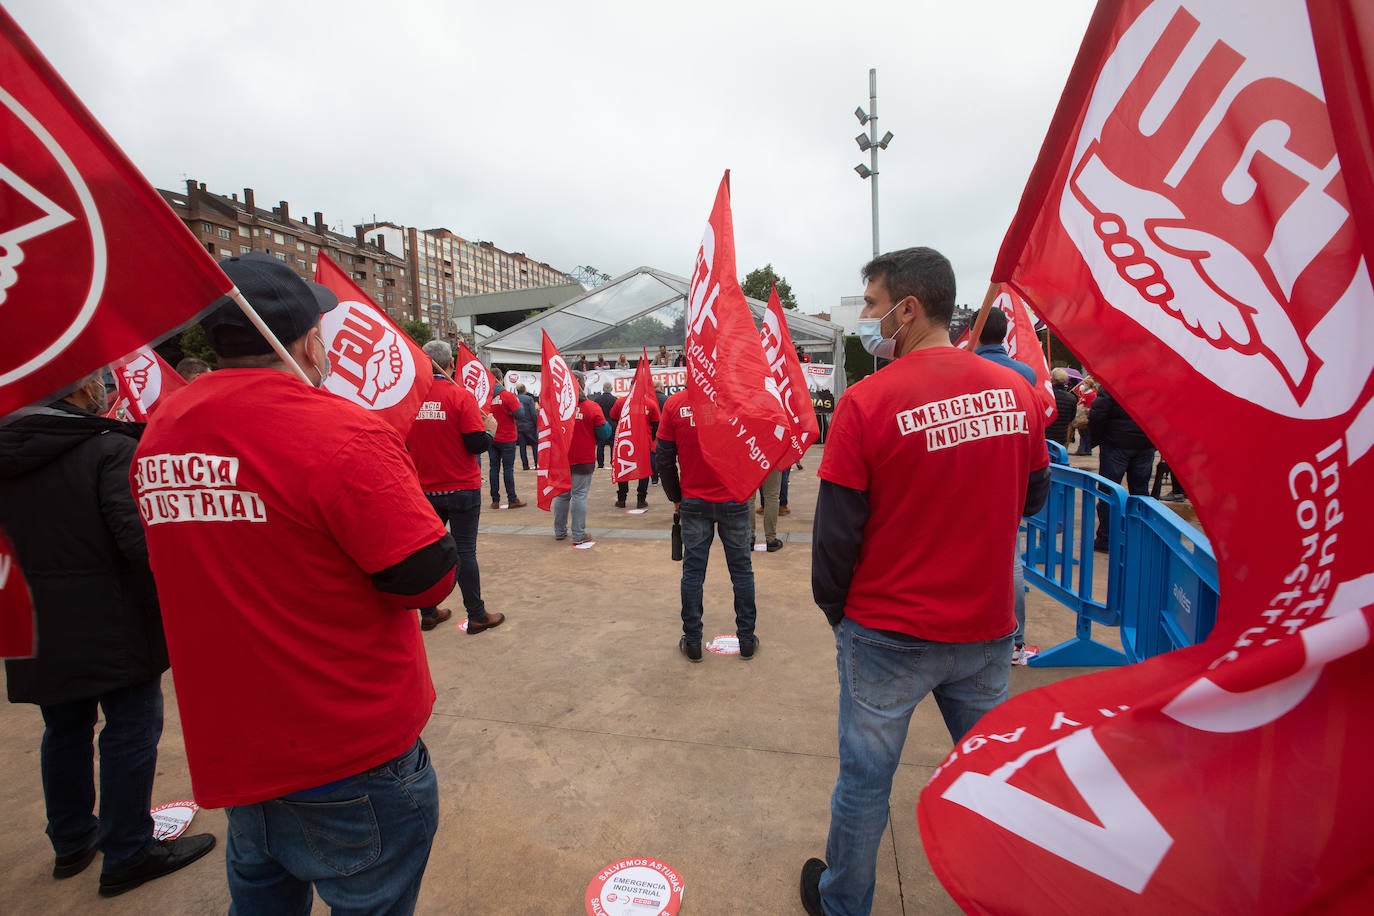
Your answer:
[8,0,1096,313]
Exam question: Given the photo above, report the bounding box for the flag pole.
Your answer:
[966,282,999,352]
[227,288,312,383]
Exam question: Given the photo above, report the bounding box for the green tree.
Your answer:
[176,323,218,369]
[401,320,433,346]
[740,264,797,309]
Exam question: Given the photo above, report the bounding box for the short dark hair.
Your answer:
[861,247,956,327]
[978,307,1009,345]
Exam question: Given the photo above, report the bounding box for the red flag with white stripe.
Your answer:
[455,340,497,406]
[918,2,1374,912]
[535,331,577,510]
[313,253,433,436]
[0,9,233,418]
[611,348,654,484]
[684,172,792,501]
[110,346,187,421]
[759,285,819,467]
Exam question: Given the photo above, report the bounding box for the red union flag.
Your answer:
[990,283,1057,419]
[919,1,1374,912]
[611,348,654,484]
[759,285,819,467]
[314,253,433,435]
[0,10,233,418]
[684,172,791,501]
[455,340,496,405]
[0,523,36,659]
[535,331,577,510]
[110,346,187,421]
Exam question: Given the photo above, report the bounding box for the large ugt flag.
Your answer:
[989,283,1058,419]
[918,1,1374,912]
[110,346,187,421]
[684,172,792,500]
[314,252,433,436]
[611,348,655,485]
[535,331,577,510]
[759,285,819,467]
[455,340,497,407]
[0,10,233,418]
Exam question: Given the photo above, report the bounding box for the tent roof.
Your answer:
[476,266,846,371]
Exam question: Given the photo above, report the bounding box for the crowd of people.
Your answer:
[1,245,1176,914]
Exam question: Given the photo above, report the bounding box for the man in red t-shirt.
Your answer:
[407,340,507,635]
[800,247,1049,916]
[552,374,611,545]
[135,254,457,914]
[656,389,760,662]
[487,382,525,508]
[609,390,660,509]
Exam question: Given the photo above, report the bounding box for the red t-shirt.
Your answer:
[133,370,444,808]
[819,347,1049,642]
[656,390,735,502]
[489,389,520,442]
[569,398,607,465]
[406,375,484,492]
[610,393,661,434]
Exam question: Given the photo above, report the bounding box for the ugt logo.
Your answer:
[1061,0,1372,420]
[321,300,415,409]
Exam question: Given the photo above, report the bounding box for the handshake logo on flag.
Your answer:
[323,300,413,409]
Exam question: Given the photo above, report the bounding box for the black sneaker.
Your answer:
[98,834,216,898]
[636,498,649,509]
[614,499,626,508]
[800,857,827,916]
[679,636,702,663]
[53,840,99,878]
[738,635,758,659]
[766,538,784,552]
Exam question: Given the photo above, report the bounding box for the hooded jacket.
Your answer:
[0,402,168,705]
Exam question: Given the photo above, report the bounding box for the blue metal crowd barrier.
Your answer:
[1021,446,1219,667]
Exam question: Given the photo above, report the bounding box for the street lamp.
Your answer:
[853,68,893,258]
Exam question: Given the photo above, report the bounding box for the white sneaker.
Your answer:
[1012,645,1028,666]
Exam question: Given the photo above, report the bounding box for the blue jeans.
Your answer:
[678,497,755,642]
[39,677,163,871]
[1013,550,1025,645]
[488,440,518,503]
[552,468,594,540]
[421,489,485,621]
[1095,445,1155,546]
[225,738,439,916]
[820,619,1012,916]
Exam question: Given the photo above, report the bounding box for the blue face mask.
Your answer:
[856,300,903,358]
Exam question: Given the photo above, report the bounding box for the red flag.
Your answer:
[0,523,36,659]
[759,285,819,466]
[611,348,654,484]
[535,331,577,510]
[684,172,792,501]
[920,2,1374,912]
[0,10,233,418]
[990,283,1057,419]
[454,340,497,406]
[110,346,187,421]
[313,253,434,435]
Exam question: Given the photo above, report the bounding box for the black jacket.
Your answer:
[0,403,168,704]
[1046,383,1078,445]
[1088,388,1152,451]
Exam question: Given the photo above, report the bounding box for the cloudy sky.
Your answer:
[8,0,1097,313]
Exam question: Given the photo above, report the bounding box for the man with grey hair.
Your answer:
[408,340,505,634]
[592,380,617,469]
[1046,367,1078,446]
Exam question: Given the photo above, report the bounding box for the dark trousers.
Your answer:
[422,489,485,620]
[1095,446,1155,547]
[487,440,518,502]
[517,430,538,470]
[617,478,649,503]
[39,676,163,871]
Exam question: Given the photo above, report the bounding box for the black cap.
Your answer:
[203,252,338,356]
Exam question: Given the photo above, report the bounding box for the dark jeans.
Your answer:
[517,430,538,470]
[488,440,518,502]
[779,467,791,507]
[422,489,485,621]
[678,497,755,643]
[1095,446,1155,546]
[596,440,609,469]
[39,676,163,871]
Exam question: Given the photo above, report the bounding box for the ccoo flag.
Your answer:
[684,172,792,501]
[110,346,187,421]
[314,253,433,436]
[918,1,1374,912]
[759,284,819,467]
[535,331,577,510]
[0,9,233,419]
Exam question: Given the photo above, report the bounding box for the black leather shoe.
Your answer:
[679,636,702,663]
[53,840,99,878]
[766,538,784,552]
[800,857,827,916]
[98,834,216,897]
[636,499,649,509]
[738,635,758,659]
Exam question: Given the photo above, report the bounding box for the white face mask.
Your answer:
[856,300,904,359]
[309,332,331,387]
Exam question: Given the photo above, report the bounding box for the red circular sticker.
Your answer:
[584,857,684,915]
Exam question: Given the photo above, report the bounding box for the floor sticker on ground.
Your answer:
[151,800,199,841]
[574,540,597,549]
[707,635,740,655]
[585,857,684,915]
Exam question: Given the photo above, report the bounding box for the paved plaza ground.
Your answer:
[0,443,1171,914]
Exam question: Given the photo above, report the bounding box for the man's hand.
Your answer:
[482,411,498,435]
